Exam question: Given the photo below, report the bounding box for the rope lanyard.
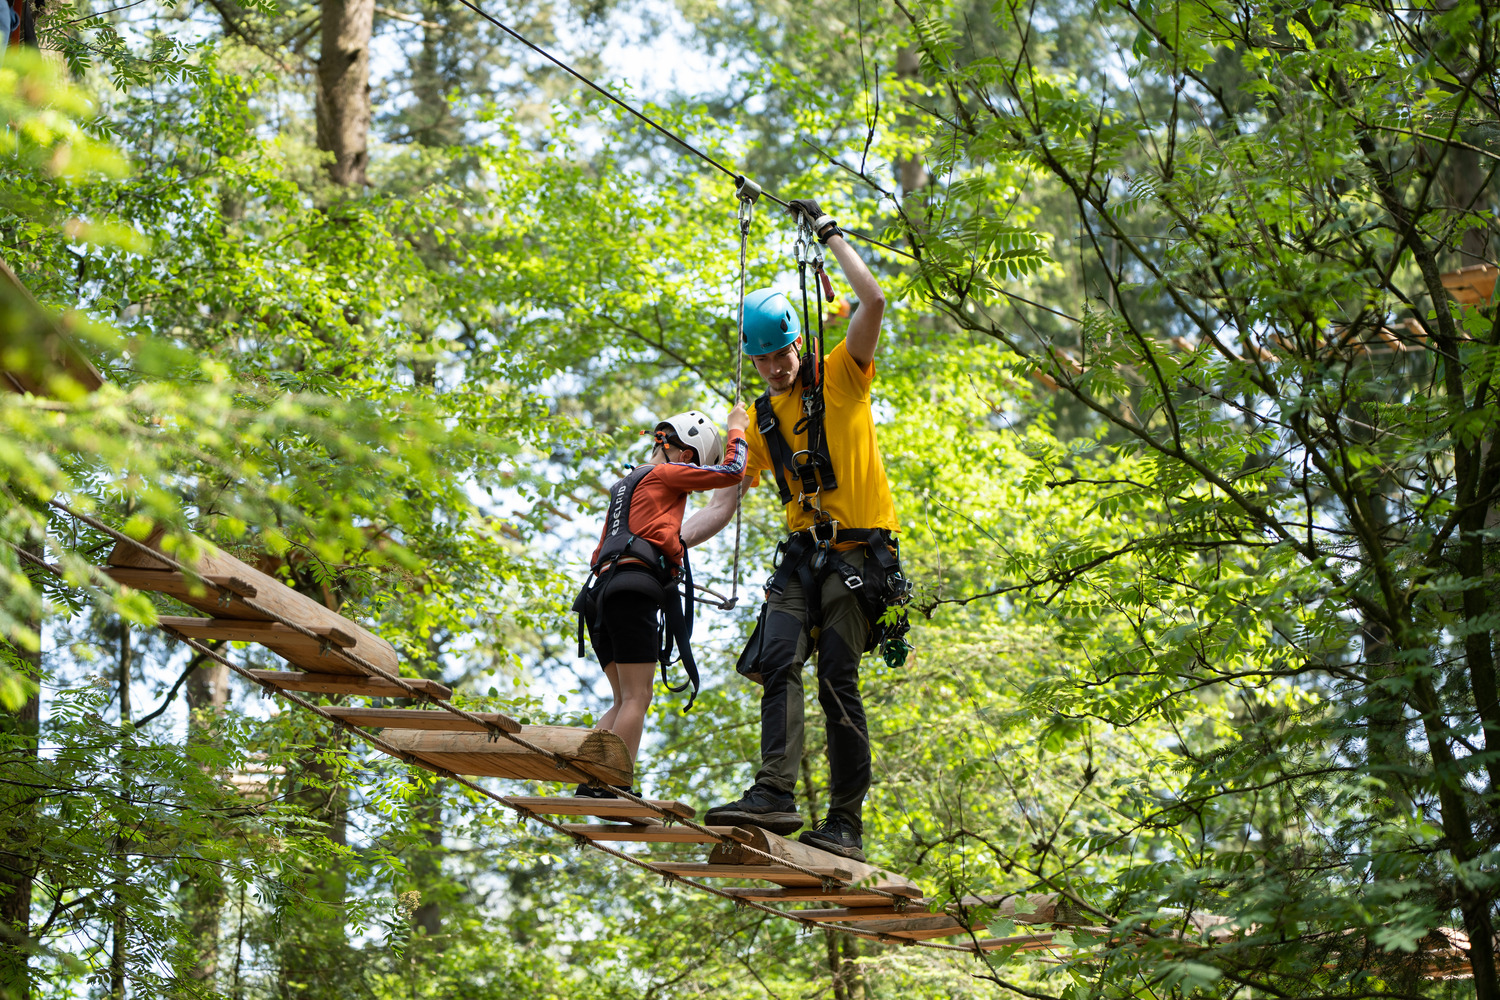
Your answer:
[726,176,760,609]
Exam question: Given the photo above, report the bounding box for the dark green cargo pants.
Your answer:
[751,547,871,830]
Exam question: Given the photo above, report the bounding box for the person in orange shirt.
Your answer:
[573,405,749,797]
[698,198,908,862]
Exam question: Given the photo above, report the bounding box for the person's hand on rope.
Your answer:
[787,198,841,244]
[728,401,749,434]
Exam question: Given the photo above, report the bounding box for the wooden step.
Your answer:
[324,707,520,734]
[650,863,845,887]
[106,530,398,677]
[712,826,920,894]
[976,932,1060,952]
[562,824,733,844]
[382,730,632,788]
[719,885,922,906]
[246,669,452,700]
[160,617,392,680]
[785,906,927,922]
[503,795,694,821]
[161,615,355,649]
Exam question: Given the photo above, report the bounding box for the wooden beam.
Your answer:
[246,669,451,699]
[104,531,399,678]
[501,795,695,821]
[713,826,921,894]
[719,885,922,906]
[561,824,734,844]
[323,707,520,734]
[649,863,843,887]
[380,728,633,787]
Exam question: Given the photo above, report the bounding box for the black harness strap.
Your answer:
[755,357,838,511]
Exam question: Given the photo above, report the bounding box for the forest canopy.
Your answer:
[2,0,1499,996]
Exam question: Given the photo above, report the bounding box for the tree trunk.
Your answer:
[109,626,130,1000]
[183,652,230,985]
[316,0,375,187]
[823,928,849,1000]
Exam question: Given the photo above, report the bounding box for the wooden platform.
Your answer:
[719,885,923,906]
[382,729,631,786]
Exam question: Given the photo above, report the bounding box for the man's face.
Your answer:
[751,338,803,395]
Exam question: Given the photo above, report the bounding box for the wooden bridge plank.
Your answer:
[785,906,925,923]
[712,826,920,893]
[502,795,694,821]
[649,863,834,887]
[562,824,732,844]
[106,530,398,677]
[382,730,633,788]
[325,707,520,734]
[720,886,922,906]
[157,616,382,677]
[246,669,452,700]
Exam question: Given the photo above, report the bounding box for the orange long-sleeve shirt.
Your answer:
[590,429,747,570]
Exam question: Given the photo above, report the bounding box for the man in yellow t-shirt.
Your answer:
[685,198,904,863]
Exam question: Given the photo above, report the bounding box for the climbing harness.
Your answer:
[572,465,702,710]
[737,206,914,676]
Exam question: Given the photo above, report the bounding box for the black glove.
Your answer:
[787,198,841,244]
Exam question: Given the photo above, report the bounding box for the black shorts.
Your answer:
[587,573,664,666]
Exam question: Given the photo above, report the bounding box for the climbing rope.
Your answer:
[444,0,914,262]
[723,175,761,611]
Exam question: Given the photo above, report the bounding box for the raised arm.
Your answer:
[681,478,750,548]
[787,198,887,370]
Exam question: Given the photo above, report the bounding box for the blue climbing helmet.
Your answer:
[741,288,801,356]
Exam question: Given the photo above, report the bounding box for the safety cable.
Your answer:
[446,0,916,262]
[7,530,1004,956]
[37,501,920,908]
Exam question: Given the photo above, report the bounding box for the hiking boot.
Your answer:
[704,784,804,836]
[798,815,866,862]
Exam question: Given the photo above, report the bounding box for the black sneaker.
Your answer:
[798,815,866,862]
[573,784,637,799]
[704,784,804,836]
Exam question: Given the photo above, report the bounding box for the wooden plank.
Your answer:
[977,932,1060,952]
[784,906,919,923]
[379,727,636,789]
[161,616,354,649]
[502,795,695,821]
[160,617,391,679]
[713,826,920,894]
[649,863,834,887]
[105,529,398,678]
[561,824,733,844]
[719,885,922,906]
[324,707,520,734]
[246,669,451,700]
[1442,263,1498,305]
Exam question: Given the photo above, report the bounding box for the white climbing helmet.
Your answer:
[651,410,723,467]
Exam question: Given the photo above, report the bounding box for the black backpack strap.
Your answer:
[756,391,797,507]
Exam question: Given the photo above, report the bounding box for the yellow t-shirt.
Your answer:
[745,340,900,535]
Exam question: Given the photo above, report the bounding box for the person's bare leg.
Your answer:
[606,661,656,762]
[597,662,623,731]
